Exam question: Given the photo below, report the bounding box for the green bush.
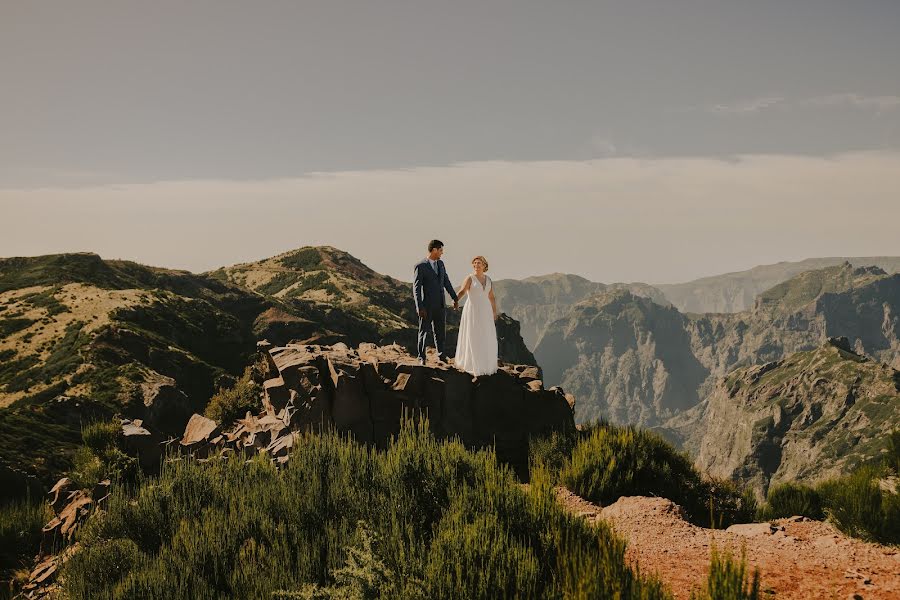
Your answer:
[757,482,823,521]
[63,421,672,600]
[529,429,579,479]
[690,547,760,600]
[204,368,262,424]
[82,420,121,454]
[281,248,323,271]
[815,465,900,544]
[70,420,138,490]
[559,425,752,528]
[0,497,52,591]
[887,430,900,475]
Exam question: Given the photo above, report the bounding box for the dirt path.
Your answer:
[554,488,900,599]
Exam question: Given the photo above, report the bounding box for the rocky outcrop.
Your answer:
[687,339,900,497]
[181,343,575,475]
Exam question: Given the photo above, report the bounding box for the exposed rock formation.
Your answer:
[686,339,900,497]
[181,343,575,475]
[535,290,706,425]
[535,264,900,427]
[492,273,669,349]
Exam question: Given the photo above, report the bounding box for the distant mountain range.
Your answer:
[494,256,900,349]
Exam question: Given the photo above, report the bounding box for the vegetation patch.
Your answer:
[689,547,760,600]
[62,422,671,600]
[69,419,138,490]
[285,272,335,299]
[537,424,755,528]
[4,321,89,393]
[757,457,900,545]
[0,496,53,591]
[280,248,323,271]
[204,367,263,424]
[19,288,69,316]
[0,317,36,337]
[256,272,304,296]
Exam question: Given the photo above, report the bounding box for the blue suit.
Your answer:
[413,258,458,360]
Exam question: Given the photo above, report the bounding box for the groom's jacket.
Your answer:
[413,259,458,312]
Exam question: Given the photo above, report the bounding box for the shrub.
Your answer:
[70,420,138,490]
[82,420,121,454]
[63,420,673,600]
[559,425,751,528]
[757,483,823,521]
[815,465,900,544]
[0,497,52,586]
[887,430,900,475]
[528,429,579,480]
[690,547,760,600]
[204,368,262,425]
[281,248,323,271]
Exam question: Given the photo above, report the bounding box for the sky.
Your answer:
[1,1,899,283]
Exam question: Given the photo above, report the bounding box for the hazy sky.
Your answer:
[2,1,899,283]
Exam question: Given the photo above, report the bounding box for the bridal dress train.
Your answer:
[454,275,498,376]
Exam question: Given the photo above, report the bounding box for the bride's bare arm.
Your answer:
[489,285,498,320]
[456,275,472,300]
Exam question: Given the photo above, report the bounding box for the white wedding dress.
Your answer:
[454,275,498,376]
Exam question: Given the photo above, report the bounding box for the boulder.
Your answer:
[141,372,192,435]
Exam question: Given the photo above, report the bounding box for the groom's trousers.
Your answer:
[417,307,447,360]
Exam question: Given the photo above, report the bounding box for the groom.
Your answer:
[413,239,459,364]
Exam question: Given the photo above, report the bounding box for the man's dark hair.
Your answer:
[428,240,444,252]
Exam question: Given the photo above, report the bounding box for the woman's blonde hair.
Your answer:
[471,256,489,272]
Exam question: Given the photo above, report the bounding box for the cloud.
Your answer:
[680,93,900,117]
[1,151,899,285]
[801,93,900,112]
[710,95,786,115]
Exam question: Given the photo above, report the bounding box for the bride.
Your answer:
[454,256,499,376]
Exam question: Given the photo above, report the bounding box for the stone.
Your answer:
[48,477,72,513]
[141,372,192,435]
[180,414,219,446]
[725,523,779,536]
[263,376,290,411]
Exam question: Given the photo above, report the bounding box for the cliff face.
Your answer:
[535,290,707,426]
[535,264,900,428]
[689,339,900,497]
[492,273,668,350]
[181,342,575,477]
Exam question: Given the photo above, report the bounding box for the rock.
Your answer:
[141,372,193,435]
[43,490,92,541]
[828,336,854,354]
[180,414,219,446]
[725,523,780,536]
[120,418,163,471]
[48,477,72,513]
[198,343,576,473]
